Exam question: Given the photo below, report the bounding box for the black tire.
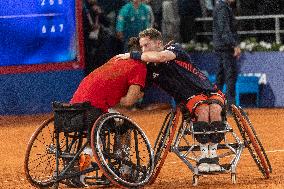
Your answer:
[231,105,272,178]
[24,117,57,187]
[91,113,154,188]
[148,107,181,184]
[24,117,84,188]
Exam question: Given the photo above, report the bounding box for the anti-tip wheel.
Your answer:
[231,173,237,184]
[193,175,199,186]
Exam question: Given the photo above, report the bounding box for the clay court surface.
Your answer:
[0,107,283,189]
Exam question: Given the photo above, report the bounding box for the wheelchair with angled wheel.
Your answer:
[148,100,272,186]
[24,102,154,188]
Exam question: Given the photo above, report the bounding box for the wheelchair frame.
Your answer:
[24,113,109,188]
[24,103,154,189]
[171,112,245,185]
[149,103,272,186]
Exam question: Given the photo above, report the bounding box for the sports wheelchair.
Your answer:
[24,102,154,188]
[147,102,272,186]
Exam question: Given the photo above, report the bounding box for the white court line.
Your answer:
[166,149,284,165]
[0,13,63,19]
[266,149,284,153]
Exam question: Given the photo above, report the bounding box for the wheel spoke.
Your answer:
[91,113,154,188]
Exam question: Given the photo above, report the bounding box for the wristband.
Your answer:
[130,51,142,60]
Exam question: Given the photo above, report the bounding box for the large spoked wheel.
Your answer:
[24,117,59,188]
[91,113,154,188]
[148,107,181,185]
[231,105,272,178]
[24,117,85,188]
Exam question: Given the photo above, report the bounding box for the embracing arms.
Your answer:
[116,50,176,63]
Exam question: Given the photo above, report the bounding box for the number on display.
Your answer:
[41,0,63,6]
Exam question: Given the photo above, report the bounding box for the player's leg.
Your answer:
[208,92,226,171]
[73,107,103,187]
[194,104,211,172]
[186,95,211,172]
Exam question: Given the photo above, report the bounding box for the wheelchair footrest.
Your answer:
[176,143,240,152]
[184,128,233,135]
[85,175,111,186]
[198,164,231,175]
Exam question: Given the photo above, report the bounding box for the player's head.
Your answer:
[139,28,163,52]
[128,37,141,52]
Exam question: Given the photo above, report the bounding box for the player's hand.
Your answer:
[115,53,130,60]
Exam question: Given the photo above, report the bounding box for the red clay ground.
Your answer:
[0,108,283,189]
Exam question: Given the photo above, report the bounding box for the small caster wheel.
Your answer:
[231,173,237,184]
[192,175,198,186]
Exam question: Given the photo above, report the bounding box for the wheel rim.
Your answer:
[91,113,154,188]
[231,173,237,184]
[148,107,181,184]
[25,116,85,187]
[231,105,271,178]
[24,117,57,187]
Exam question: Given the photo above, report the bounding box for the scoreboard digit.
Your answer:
[0,0,79,66]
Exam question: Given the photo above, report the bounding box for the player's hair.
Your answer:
[128,37,141,52]
[139,28,163,41]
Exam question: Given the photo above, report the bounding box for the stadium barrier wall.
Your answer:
[0,52,283,115]
[190,51,283,108]
[0,70,83,115]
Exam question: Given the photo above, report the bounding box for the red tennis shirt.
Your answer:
[70,57,147,112]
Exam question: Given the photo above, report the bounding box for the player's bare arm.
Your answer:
[115,50,176,63]
[140,50,176,63]
[120,84,144,107]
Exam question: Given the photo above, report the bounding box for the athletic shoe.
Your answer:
[79,147,94,171]
[79,153,92,171]
[198,163,210,172]
[209,163,221,172]
[197,158,210,172]
[208,157,221,172]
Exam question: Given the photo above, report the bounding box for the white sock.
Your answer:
[200,143,209,159]
[209,143,218,158]
[83,146,93,156]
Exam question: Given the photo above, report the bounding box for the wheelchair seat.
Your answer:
[52,102,101,134]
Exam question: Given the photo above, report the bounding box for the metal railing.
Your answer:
[195,14,284,44]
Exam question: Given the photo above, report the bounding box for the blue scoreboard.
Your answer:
[0,0,79,67]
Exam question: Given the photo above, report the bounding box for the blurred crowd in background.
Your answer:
[82,0,284,75]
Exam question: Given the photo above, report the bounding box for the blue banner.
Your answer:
[0,0,77,66]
